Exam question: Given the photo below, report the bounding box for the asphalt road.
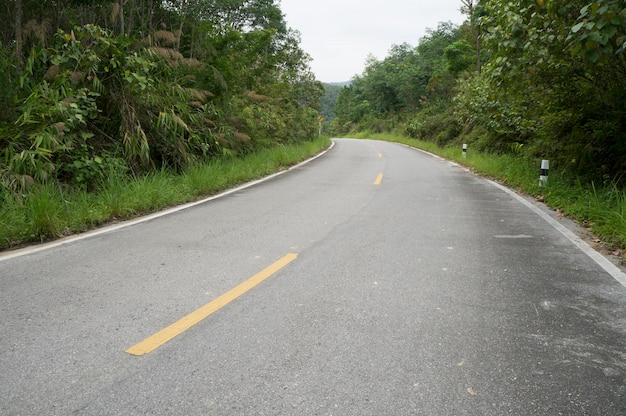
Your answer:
[1,138,625,415]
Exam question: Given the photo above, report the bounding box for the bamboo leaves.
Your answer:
[1,0,322,194]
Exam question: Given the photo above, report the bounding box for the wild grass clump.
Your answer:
[26,184,67,240]
[546,180,626,248]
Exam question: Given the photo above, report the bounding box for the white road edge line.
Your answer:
[406,143,626,288]
[488,180,626,288]
[0,141,335,262]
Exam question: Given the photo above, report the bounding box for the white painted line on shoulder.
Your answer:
[0,142,335,262]
[385,141,625,287]
[488,180,626,288]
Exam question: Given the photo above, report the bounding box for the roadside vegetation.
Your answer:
[0,0,325,250]
[0,136,330,250]
[328,0,626,252]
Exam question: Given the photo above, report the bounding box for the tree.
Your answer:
[455,0,626,179]
[15,0,23,70]
[444,39,474,75]
[460,0,483,73]
[332,22,462,133]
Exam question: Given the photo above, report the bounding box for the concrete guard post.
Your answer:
[539,159,549,186]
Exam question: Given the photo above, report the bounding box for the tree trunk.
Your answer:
[120,0,125,36]
[476,25,481,74]
[461,0,481,74]
[176,0,188,51]
[15,0,23,71]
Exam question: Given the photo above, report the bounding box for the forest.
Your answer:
[3,0,626,205]
[330,0,626,185]
[0,0,323,195]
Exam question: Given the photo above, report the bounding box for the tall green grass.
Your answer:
[0,137,331,250]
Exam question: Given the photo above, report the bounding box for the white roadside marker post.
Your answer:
[539,160,549,186]
[462,143,467,158]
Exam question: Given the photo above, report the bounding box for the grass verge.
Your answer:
[0,137,331,251]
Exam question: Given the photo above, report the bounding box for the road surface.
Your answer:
[1,139,625,415]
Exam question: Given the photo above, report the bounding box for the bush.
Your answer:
[404,106,461,146]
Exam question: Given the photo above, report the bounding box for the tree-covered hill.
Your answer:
[320,83,343,123]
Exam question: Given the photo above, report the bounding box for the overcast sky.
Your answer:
[279,1,466,83]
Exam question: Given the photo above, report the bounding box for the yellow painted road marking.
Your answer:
[125,253,299,356]
[373,173,384,185]
[378,153,383,158]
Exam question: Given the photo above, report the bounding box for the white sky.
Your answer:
[279,0,466,83]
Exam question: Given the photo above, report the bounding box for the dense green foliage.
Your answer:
[332,0,626,185]
[0,0,323,198]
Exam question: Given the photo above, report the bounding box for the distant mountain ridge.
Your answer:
[326,81,351,87]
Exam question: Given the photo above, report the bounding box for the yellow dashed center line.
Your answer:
[373,173,384,185]
[125,253,299,356]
